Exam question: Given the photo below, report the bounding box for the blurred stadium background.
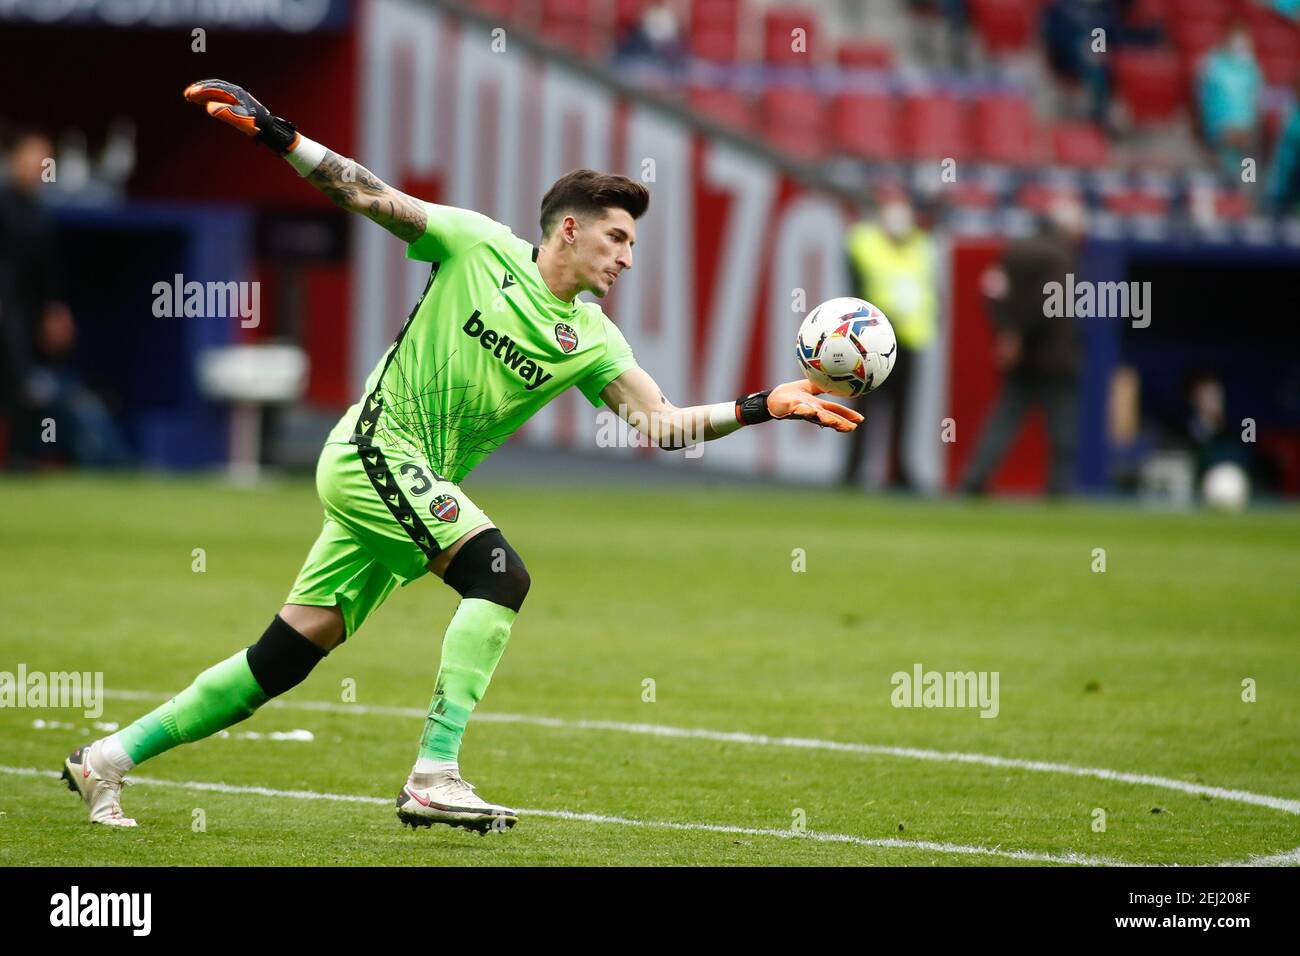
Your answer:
[1,0,1298,497]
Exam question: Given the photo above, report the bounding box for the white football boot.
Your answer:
[396,769,518,834]
[61,740,137,827]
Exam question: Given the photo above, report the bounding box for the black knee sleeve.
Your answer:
[442,528,531,612]
[246,615,327,698]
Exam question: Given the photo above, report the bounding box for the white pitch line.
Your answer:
[0,766,1127,867]
[100,689,1300,817]
[1222,846,1300,867]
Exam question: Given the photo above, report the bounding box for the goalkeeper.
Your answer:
[62,80,863,832]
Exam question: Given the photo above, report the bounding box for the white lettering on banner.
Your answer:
[767,194,853,483]
[694,144,776,475]
[450,36,525,228]
[354,0,441,388]
[1,0,334,32]
[596,105,695,460]
[523,66,615,451]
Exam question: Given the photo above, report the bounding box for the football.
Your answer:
[1202,461,1250,511]
[795,297,898,397]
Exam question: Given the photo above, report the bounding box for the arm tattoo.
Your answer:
[306,150,427,242]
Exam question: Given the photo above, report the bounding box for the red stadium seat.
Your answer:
[688,86,755,132]
[690,27,741,61]
[1103,188,1170,216]
[971,93,1042,166]
[760,88,827,159]
[760,87,822,120]
[763,7,819,65]
[691,0,742,30]
[1168,0,1232,22]
[540,0,595,24]
[693,0,742,20]
[1258,52,1300,88]
[763,126,828,161]
[1249,13,1300,85]
[1214,189,1252,219]
[968,0,1038,54]
[1113,48,1187,124]
[836,38,896,70]
[901,92,970,160]
[1016,183,1083,214]
[469,0,527,21]
[1171,18,1227,61]
[830,91,901,161]
[690,0,742,59]
[947,181,1000,210]
[1126,0,1170,29]
[539,0,607,57]
[1050,122,1111,168]
[614,0,650,31]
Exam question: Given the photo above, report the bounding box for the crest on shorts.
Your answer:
[554,322,579,353]
[430,494,459,523]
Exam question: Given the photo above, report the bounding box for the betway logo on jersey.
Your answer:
[462,313,554,390]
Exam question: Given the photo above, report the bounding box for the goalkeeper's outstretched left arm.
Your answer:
[183,78,427,242]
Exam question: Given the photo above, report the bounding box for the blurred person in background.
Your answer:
[842,191,937,491]
[1042,0,1164,126]
[958,197,1086,497]
[615,0,687,67]
[1197,20,1263,179]
[0,125,126,469]
[1042,0,1113,124]
[905,0,970,69]
[1179,370,1261,482]
[1266,74,1300,215]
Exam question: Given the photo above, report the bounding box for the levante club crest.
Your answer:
[430,494,459,522]
[554,322,578,353]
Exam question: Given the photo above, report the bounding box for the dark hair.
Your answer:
[539,169,649,238]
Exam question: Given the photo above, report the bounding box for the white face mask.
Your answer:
[1049,198,1087,237]
[644,8,678,44]
[881,202,913,238]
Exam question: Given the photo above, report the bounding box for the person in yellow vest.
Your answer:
[841,194,937,490]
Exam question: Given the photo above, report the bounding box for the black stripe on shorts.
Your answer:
[354,441,441,562]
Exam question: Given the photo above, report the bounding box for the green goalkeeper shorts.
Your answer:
[286,440,491,636]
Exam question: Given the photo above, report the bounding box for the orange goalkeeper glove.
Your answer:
[736,380,864,432]
[182,79,301,154]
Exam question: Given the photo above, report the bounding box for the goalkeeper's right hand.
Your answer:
[183,79,300,155]
[765,379,863,431]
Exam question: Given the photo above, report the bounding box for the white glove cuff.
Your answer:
[707,401,744,437]
[284,134,327,177]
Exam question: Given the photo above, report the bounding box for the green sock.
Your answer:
[418,598,516,763]
[116,650,269,765]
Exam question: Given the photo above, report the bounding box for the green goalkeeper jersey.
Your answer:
[326,203,639,483]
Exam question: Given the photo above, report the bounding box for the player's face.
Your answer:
[578,208,636,298]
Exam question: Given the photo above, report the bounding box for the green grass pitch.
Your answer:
[1,474,1297,866]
